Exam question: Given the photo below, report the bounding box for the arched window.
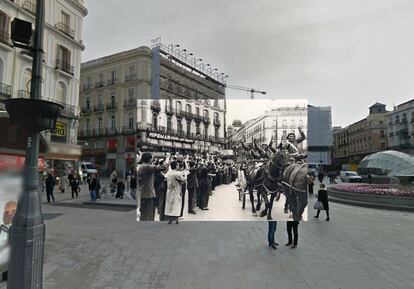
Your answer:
[176,101,182,112]
[167,116,172,133]
[56,82,66,103]
[196,122,200,135]
[152,113,158,130]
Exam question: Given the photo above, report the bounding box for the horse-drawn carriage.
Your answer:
[236,150,308,221]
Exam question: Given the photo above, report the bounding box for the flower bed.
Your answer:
[330,183,414,197]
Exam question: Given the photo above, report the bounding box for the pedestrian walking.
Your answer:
[308,174,315,195]
[130,173,137,200]
[137,152,170,221]
[285,221,299,249]
[267,221,278,250]
[45,172,56,203]
[110,169,118,197]
[116,179,125,199]
[165,161,186,224]
[318,171,324,184]
[69,175,80,198]
[314,183,330,221]
[178,161,187,218]
[88,174,99,202]
[186,160,198,215]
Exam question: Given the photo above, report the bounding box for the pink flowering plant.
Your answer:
[330,183,414,197]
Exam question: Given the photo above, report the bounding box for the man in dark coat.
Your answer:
[69,175,80,198]
[137,152,168,221]
[197,163,210,210]
[187,161,198,214]
[314,183,330,221]
[45,173,56,203]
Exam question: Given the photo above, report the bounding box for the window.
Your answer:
[128,88,134,99]
[97,117,102,130]
[61,11,70,26]
[86,119,90,131]
[196,122,200,135]
[215,127,219,139]
[196,107,200,116]
[85,97,90,109]
[152,113,158,130]
[186,104,191,113]
[187,121,191,137]
[110,115,116,130]
[214,99,218,108]
[204,125,208,138]
[204,110,208,118]
[167,117,172,133]
[128,114,134,129]
[111,92,116,106]
[57,45,71,65]
[111,70,117,81]
[97,95,103,106]
[94,141,104,149]
[176,101,182,112]
[0,11,10,44]
[178,119,183,134]
[56,82,66,103]
[128,65,135,75]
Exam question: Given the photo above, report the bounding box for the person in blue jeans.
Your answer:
[88,174,99,202]
[268,221,278,250]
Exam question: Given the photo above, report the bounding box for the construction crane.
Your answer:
[225,84,267,99]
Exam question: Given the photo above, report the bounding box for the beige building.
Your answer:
[333,103,388,166]
[386,99,414,155]
[78,42,226,175]
[0,0,87,171]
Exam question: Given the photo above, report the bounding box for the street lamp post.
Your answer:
[7,1,50,288]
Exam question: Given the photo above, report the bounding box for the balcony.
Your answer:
[120,126,136,134]
[107,78,118,86]
[0,29,10,46]
[150,101,161,112]
[55,59,74,75]
[106,102,118,110]
[52,100,76,117]
[78,130,92,138]
[124,98,136,108]
[165,105,174,115]
[0,83,12,99]
[94,104,105,112]
[93,128,104,136]
[83,83,92,90]
[106,127,119,135]
[81,106,92,114]
[125,74,137,82]
[213,118,221,127]
[95,81,105,88]
[56,22,75,39]
[17,90,30,98]
[22,0,36,14]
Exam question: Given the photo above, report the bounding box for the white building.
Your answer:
[307,105,333,165]
[0,0,88,170]
[386,99,414,155]
[228,99,308,154]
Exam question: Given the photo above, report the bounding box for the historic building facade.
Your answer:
[0,0,87,171]
[333,103,388,166]
[78,43,226,175]
[227,99,308,156]
[386,99,414,155]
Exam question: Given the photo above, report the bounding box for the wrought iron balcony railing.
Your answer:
[106,102,118,110]
[107,78,118,86]
[56,22,75,38]
[94,104,105,112]
[125,74,137,82]
[55,59,74,75]
[95,81,105,88]
[124,99,136,108]
[0,83,12,97]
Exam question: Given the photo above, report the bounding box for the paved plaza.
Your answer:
[1,181,413,289]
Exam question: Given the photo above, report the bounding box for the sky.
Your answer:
[82,0,414,127]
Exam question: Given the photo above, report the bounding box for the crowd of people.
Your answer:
[134,151,238,223]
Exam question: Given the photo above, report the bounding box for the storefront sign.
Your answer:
[0,154,46,171]
[51,121,67,137]
[148,132,194,144]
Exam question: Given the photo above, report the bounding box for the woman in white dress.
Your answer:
[165,161,186,224]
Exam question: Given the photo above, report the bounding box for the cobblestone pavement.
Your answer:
[2,180,413,289]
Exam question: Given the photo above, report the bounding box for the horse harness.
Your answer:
[281,162,307,195]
